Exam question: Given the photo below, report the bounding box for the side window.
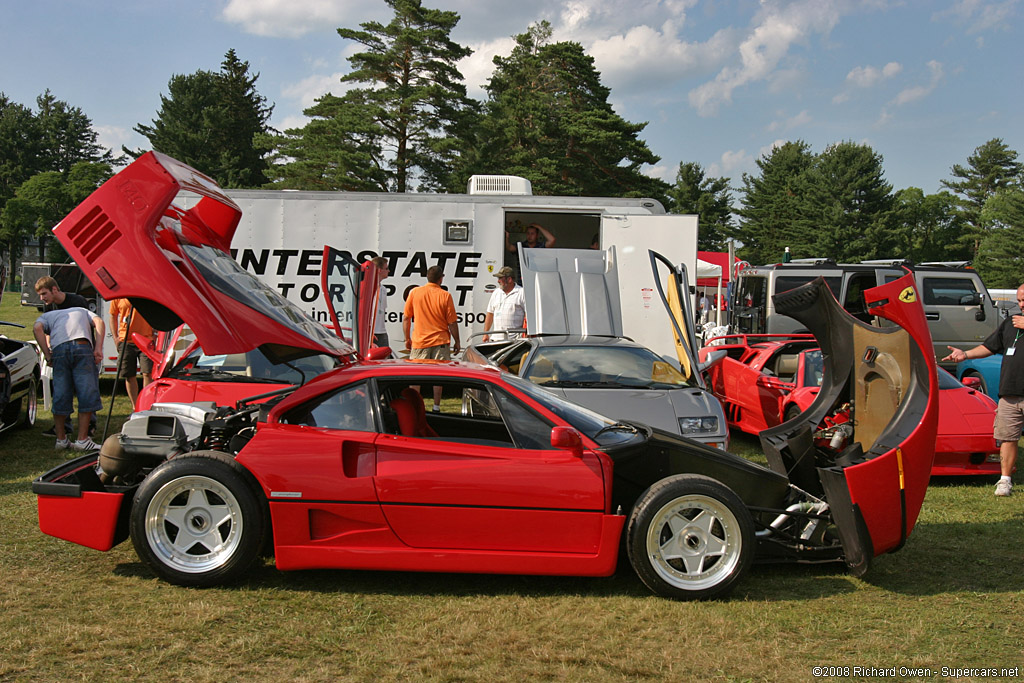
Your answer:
[379,380,517,447]
[843,273,875,320]
[921,277,979,306]
[492,388,556,450]
[281,382,374,432]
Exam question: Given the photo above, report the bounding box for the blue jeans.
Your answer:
[51,341,102,416]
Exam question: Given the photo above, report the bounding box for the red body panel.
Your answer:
[230,361,620,574]
[136,378,292,411]
[845,275,938,555]
[37,489,126,551]
[702,334,998,477]
[53,151,351,360]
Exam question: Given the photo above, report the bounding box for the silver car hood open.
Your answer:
[519,248,623,337]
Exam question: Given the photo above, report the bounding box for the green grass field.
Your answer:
[1,293,1022,681]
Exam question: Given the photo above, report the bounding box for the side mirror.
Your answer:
[698,348,727,372]
[366,346,392,360]
[550,426,584,456]
[961,376,982,390]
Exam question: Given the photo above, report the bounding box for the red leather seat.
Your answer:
[390,388,438,437]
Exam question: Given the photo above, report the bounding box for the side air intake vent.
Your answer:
[64,205,122,264]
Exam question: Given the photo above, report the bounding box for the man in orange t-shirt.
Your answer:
[108,298,155,408]
[403,266,461,411]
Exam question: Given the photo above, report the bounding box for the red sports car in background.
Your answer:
[699,334,1001,476]
[34,152,940,600]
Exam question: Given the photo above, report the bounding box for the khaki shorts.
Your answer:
[410,344,451,361]
[994,396,1024,443]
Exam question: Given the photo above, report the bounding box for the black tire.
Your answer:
[963,371,988,396]
[626,474,754,600]
[130,451,266,587]
[20,377,38,428]
[783,403,802,424]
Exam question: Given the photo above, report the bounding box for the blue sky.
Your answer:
[2,0,1021,195]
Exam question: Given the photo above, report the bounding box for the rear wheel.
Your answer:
[627,474,754,600]
[783,403,802,423]
[130,451,265,587]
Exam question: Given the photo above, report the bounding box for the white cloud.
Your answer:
[834,60,901,103]
[767,109,812,132]
[845,61,902,88]
[94,125,141,154]
[688,0,847,116]
[643,163,672,181]
[709,149,755,179]
[933,0,1019,34]
[278,72,352,114]
[589,24,738,95]
[221,0,367,38]
[458,37,517,98]
[891,60,943,106]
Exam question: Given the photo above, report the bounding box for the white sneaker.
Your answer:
[54,438,71,451]
[71,438,101,452]
[995,479,1012,497]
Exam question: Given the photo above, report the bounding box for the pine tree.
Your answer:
[0,95,45,207]
[262,93,389,191]
[807,141,894,262]
[736,141,815,264]
[891,188,969,263]
[35,90,111,173]
[976,188,1024,288]
[667,162,735,250]
[941,138,1023,258]
[467,22,665,199]
[134,50,274,188]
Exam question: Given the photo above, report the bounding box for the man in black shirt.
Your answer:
[942,284,1024,496]
[35,277,90,312]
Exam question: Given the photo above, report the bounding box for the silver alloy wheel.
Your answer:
[24,380,37,426]
[645,493,744,591]
[144,475,244,574]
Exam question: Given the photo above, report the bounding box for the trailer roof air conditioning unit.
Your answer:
[467,175,532,196]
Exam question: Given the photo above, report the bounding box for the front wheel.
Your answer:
[130,451,265,587]
[627,474,754,600]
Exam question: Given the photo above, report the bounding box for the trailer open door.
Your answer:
[599,214,698,362]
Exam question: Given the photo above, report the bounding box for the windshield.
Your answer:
[802,349,824,387]
[166,345,338,385]
[503,373,646,447]
[182,243,351,356]
[937,366,965,390]
[525,345,694,389]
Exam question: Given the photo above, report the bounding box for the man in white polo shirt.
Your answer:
[482,267,526,342]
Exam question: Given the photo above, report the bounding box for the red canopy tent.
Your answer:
[696,251,741,287]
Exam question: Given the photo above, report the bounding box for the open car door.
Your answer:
[647,250,704,385]
[320,246,384,360]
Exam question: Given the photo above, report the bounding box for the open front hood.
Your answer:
[53,152,355,363]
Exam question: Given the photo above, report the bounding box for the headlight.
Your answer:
[678,416,719,434]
